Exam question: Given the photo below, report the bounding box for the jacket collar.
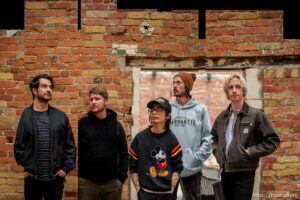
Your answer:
[225,101,250,117]
[88,108,117,121]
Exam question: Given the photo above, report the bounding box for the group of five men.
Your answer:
[14,72,279,200]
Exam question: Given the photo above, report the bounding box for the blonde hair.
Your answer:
[223,74,247,99]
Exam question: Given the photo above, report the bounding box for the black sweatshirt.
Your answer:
[78,109,128,183]
[129,128,183,193]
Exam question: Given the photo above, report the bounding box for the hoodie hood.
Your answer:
[171,97,199,109]
[88,108,117,121]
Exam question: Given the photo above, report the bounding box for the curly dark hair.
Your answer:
[29,74,55,100]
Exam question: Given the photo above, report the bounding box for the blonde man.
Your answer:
[211,74,280,200]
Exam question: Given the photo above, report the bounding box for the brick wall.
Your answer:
[0,0,299,199]
[262,67,300,199]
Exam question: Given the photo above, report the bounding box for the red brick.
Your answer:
[59,56,81,63]
[0,81,17,88]
[49,48,72,54]
[262,184,275,191]
[44,10,66,17]
[25,33,47,40]
[0,38,17,44]
[47,33,70,39]
[264,86,286,93]
[0,52,16,58]
[6,89,24,95]
[48,2,73,9]
[54,78,74,85]
[57,40,83,47]
[27,48,49,55]
[0,95,13,101]
[26,17,45,24]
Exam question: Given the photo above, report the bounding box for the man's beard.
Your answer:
[92,107,105,114]
[36,94,52,102]
[174,90,188,97]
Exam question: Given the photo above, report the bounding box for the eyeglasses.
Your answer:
[148,108,165,113]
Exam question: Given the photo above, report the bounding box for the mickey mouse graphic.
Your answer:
[149,145,169,177]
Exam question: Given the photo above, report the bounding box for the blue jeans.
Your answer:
[221,171,255,200]
[24,176,64,200]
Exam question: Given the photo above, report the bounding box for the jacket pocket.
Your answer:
[239,119,254,146]
[54,146,64,168]
[213,147,223,167]
[182,147,201,169]
[21,132,35,167]
[228,144,253,167]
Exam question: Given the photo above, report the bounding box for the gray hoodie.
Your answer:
[170,97,212,177]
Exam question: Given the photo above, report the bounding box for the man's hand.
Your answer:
[171,172,180,192]
[24,171,33,178]
[245,149,251,156]
[130,173,140,192]
[54,169,67,177]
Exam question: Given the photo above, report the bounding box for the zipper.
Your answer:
[221,113,229,170]
[32,107,38,179]
[49,108,54,178]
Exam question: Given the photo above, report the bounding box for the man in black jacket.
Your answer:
[211,74,280,200]
[78,87,128,200]
[14,74,76,200]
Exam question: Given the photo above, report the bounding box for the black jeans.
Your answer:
[24,176,64,200]
[180,171,202,200]
[221,171,255,200]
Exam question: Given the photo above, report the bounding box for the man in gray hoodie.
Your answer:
[170,72,212,200]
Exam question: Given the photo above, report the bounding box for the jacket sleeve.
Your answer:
[14,114,25,166]
[247,111,280,159]
[117,122,129,183]
[193,106,212,162]
[77,119,84,175]
[211,118,219,156]
[129,137,139,174]
[62,115,76,174]
[170,137,183,173]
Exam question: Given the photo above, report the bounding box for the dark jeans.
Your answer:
[221,171,255,200]
[180,171,202,200]
[24,176,64,200]
[78,177,123,200]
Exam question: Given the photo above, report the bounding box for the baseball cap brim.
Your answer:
[147,97,171,113]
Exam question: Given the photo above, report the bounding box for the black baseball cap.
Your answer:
[147,97,171,113]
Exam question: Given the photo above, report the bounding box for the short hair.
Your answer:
[223,74,247,99]
[89,87,109,100]
[29,74,55,99]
